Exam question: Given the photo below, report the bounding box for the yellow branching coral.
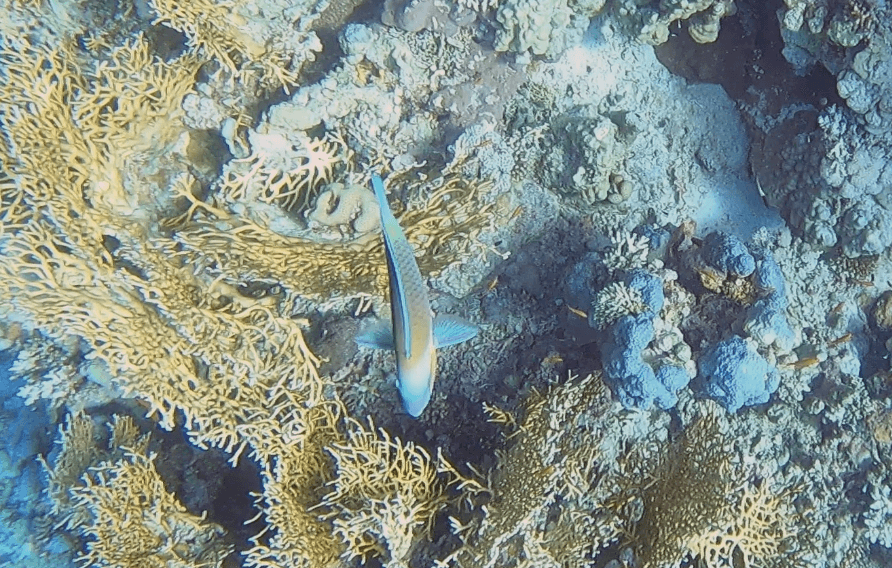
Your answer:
[319,417,453,567]
[42,412,232,568]
[244,402,346,568]
[69,451,231,568]
[0,222,325,466]
[0,31,324,467]
[689,480,794,568]
[244,403,473,568]
[168,171,494,303]
[0,33,199,227]
[453,372,619,568]
[148,0,325,90]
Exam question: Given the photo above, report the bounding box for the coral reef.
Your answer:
[617,0,738,44]
[492,0,588,58]
[447,376,801,568]
[42,412,231,568]
[570,224,797,412]
[3,1,892,568]
[699,336,781,413]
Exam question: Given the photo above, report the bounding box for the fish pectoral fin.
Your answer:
[433,314,479,348]
[356,320,395,350]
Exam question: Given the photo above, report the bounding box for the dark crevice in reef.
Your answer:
[653,0,844,114]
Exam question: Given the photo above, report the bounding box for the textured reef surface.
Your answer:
[2,0,892,567]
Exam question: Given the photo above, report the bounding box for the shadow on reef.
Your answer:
[654,0,844,113]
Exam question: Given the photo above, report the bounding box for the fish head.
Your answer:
[396,343,437,417]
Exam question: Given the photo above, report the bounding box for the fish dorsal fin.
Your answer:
[356,319,395,350]
[371,174,413,357]
[433,314,479,348]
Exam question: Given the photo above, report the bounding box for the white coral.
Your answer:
[590,282,648,329]
[306,182,380,238]
[602,231,651,273]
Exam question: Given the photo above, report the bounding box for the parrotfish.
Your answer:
[356,174,479,417]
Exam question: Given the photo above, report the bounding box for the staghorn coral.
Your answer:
[42,412,232,568]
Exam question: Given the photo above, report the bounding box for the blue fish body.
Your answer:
[357,174,479,416]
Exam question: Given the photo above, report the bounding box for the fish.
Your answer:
[356,174,479,417]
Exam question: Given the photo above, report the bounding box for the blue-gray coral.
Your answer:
[745,247,797,352]
[603,314,682,410]
[599,270,689,411]
[702,231,756,278]
[699,336,780,412]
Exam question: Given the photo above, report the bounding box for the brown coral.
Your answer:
[452,372,619,568]
[632,407,740,568]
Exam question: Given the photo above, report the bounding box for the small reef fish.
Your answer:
[356,174,479,417]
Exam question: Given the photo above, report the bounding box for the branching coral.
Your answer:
[148,0,326,90]
[216,131,349,214]
[688,481,794,568]
[1,222,324,465]
[42,412,232,568]
[0,29,326,469]
[631,407,742,568]
[244,404,472,568]
[169,171,494,304]
[0,34,200,229]
[320,417,454,566]
[625,406,797,568]
[452,372,621,568]
[244,402,346,568]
